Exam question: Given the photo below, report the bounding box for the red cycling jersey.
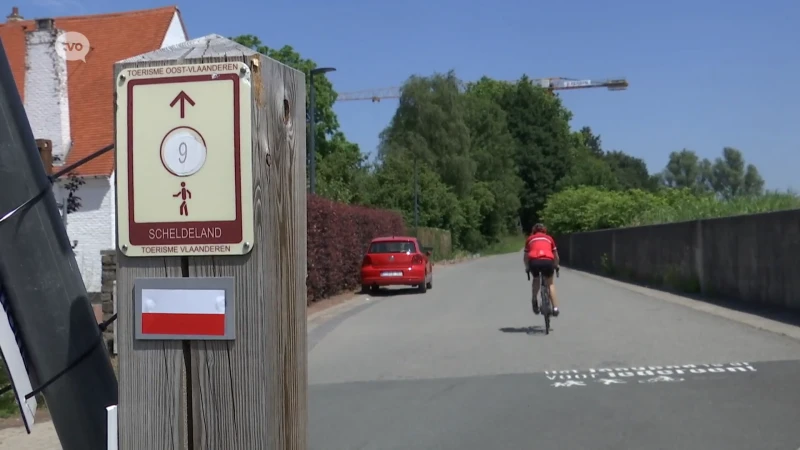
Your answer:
[525,232,557,260]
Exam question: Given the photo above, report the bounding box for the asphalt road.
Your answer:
[308,253,800,450]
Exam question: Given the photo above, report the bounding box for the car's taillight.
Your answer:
[362,255,372,266]
[412,254,423,265]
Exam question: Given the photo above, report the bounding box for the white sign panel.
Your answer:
[115,62,255,257]
[0,287,37,432]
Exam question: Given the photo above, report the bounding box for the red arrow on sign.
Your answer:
[169,91,195,119]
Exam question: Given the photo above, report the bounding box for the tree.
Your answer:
[558,127,659,192]
[51,154,85,214]
[314,132,370,203]
[63,173,85,213]
[579,126,603,157]
[604,150,659,191]
[496,75,573,231]
[743,164,765,197]
[710,147,764,199]
[379,72,474,198]
[364,148,466,238]
[558,131,619,190]
[232,35,338,136]
[463,80,523,238]
[231,34,366,201]
[366,72,527,250]
[659,149,709,193]
[659,147,764,199]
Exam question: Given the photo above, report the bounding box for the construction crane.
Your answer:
[335,77,629,102]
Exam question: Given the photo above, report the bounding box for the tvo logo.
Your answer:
[55,31,90,62]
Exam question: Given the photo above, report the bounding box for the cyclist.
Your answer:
[523,223,561,317]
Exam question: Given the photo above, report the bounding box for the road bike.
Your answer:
[526,266,559,335]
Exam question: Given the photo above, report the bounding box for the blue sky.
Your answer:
[21,0,800,189]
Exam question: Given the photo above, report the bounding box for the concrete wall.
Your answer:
[557,208,800,310]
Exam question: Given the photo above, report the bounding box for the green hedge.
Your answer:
[542,186,800,235]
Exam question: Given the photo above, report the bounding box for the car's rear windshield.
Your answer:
[369,241,417,254]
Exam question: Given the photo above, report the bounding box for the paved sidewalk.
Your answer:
[0,421,58,449]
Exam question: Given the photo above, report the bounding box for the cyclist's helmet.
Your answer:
[532,223,547,234]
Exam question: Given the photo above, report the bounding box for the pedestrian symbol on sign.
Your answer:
[173,182,192,216]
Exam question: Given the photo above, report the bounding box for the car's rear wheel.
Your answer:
[426,279,433,290]
[418,282,427,293]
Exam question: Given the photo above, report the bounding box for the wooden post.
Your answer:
[114,35,307,450]
[35,138,53,175]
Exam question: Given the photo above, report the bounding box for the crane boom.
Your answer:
[335,77,628,102]
[546,77,629,91]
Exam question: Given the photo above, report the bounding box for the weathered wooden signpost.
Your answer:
[114,35,307,449]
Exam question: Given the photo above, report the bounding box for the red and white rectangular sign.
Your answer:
[141,288,226,336]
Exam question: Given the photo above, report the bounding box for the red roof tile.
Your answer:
[0,6,186,176]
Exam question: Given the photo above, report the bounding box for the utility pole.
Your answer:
[114,35,307,450]
[0,39,118,450]
[308,67,336,195]
[35,138,67,226]
[413,157,419,231]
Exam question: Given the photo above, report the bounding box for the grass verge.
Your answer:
[481,234,526,256]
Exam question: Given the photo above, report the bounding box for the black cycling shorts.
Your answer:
[528,258,555,278]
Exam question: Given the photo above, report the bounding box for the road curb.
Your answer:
[306,253,484,325]
[566,267,800,342]
[308,293,373,324]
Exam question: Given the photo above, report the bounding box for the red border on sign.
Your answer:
[127,74,243,246]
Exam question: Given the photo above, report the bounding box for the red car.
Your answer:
[360,236,434,293]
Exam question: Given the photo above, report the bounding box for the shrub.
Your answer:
[541,187,663,235]
[0,359,15,417]
[307,195,406,303]
[542,186,800,235]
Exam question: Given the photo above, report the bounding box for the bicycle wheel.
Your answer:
[540,281,551,334]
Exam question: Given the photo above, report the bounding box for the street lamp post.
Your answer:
[308,67,336,194]
[413,157,419,231]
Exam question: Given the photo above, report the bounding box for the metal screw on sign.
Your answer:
[121,245,128,252]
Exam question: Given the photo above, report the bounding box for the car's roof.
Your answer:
[369,236,418,243]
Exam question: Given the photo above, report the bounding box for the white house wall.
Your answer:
[55,177,115,293]
[161,11,187,47]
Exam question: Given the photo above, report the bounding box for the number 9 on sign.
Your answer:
[160,127,207,177]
